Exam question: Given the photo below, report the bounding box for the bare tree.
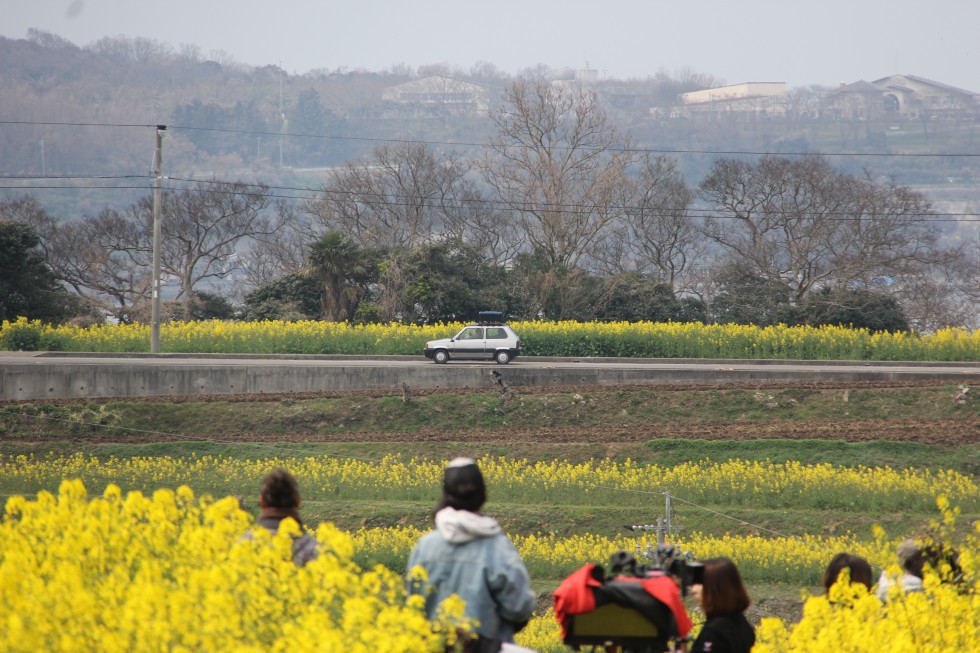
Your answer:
[700,156,840,302]
[305,140,481,251]
[52,180,273,320]
[150,180,272,317]
[481,78,636,270]
[0,195,148,321]
[597,154,697,289]
[891,246,979,331]
[440,183,525,266]
[240,200,315,289]
[698,156,952,306]
[830,174,952,287]
[44,207,153,321]
[469,61,510,85]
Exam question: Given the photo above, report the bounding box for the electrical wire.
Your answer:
[3,180,978,222]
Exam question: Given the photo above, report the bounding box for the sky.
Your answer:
[3,0,979,91]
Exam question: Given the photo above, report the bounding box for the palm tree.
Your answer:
[307,232,375,322]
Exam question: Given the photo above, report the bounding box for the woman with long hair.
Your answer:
[689,557,754,653]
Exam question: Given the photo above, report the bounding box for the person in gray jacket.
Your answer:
[407,457,536,652]
[255,467,319,567]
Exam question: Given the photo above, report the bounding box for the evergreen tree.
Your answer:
[0,220,77,323]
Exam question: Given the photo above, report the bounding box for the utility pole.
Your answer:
[39,139,46,176]
[151,125,166,354]
[278,65,284,169]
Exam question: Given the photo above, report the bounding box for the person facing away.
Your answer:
[823,552,875,593]
[688,557,755,653]
[407,457,536,652]
[255,467,319,567]
[875,537,962,600]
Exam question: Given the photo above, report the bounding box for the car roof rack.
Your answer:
[477,310,505,325]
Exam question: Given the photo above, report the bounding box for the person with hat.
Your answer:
[407,457,536,653]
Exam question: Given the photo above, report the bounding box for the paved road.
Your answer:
[1,352,977,401]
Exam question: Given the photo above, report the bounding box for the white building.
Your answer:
[681,82,787,105]
[673,82,788,118]
[382,75,490,114]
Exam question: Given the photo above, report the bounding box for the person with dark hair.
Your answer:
[823,553,874,592]
[688,557,754,653]
[407,457,536,653]
[876,537,962,600]
[255,467,319,567]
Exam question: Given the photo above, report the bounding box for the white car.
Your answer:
[423,312,521,364]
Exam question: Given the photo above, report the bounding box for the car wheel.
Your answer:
[494,350,511,364]
[433,350,450,364]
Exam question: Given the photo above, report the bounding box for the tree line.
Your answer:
[2,79,977,332]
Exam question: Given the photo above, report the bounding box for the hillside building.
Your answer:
[382,75,490,115]
[823,74,979,120]
[672,82,788,118]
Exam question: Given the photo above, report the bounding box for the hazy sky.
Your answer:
[4,0,978,91]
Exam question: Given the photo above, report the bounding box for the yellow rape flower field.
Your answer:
[4,454,976,513]
[0,480,464,653]
[3,317,978,360]
[1,453,978,652]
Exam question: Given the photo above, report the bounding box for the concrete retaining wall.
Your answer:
[1,354,978,401]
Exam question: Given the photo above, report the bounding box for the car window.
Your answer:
[458,327,484,340]
[486,327,507,339]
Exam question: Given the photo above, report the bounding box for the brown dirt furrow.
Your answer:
[2,379,973,407]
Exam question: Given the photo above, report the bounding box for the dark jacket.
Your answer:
[690,612,755,653]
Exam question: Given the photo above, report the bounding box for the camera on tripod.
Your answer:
[555,524,702,653]
[611,528,704,596]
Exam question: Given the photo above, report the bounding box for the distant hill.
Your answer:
[1,31,978,219]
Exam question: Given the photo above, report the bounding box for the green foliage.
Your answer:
[0,220,78,324]
[596,272,706,323]
[242,273,321,321]
[799,288,909,332]
[0,319,42,351]
[507,250,606,321]
[401,241,509,324]
[186,291,237,320]
[710,263,797,326]
[643,439,978,472]
[309,232,377,321]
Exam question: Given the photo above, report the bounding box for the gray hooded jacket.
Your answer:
[407,507,536,642]
[256,515,319,567]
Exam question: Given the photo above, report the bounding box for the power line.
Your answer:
[4,179,979,222]
[0,174,151,180]
[5,172,980,219]
[0,120,158,129]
